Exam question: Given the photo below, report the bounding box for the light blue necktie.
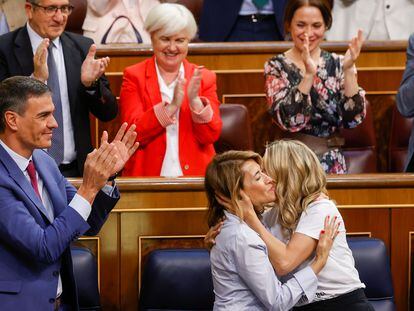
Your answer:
[47,44,64,165]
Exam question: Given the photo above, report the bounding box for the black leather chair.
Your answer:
[71,245,101,311]
[214,103,253,153]
[139,248,214,311]
[347,237,395,311]
[140,238,395,311]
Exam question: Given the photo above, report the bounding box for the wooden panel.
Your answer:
[120,210,208,311]
[391,209,414,311]
[97,41,408,70]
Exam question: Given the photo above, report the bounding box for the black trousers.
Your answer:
[292,288,374,311]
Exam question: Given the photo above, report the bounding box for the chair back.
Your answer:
[66,0,87,34]
[139,239,395,310]
[139,248,214,310]
[214,103,253,153]
[340,101,377,173]
[71,245,101,311]
[347,237,395,311]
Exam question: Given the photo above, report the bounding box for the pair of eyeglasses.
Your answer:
[31,3,74,16]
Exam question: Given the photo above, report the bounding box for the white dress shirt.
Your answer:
[26,22,77,164]
[0,10,9,35]
[155,61,184,177]
[210,211,317,310]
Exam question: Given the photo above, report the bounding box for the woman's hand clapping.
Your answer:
[343,29,364,71]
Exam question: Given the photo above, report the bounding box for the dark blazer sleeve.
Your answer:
[63,32,118,122]
[397,34,414,117]
[199,0,243,41]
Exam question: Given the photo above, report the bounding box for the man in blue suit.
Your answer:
[397,33,414,172]
[199,0,287,41]
[0,76,138,310]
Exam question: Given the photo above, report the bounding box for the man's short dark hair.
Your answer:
[0,76,51,132]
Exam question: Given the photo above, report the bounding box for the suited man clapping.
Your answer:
[0,76,138,311]
[0,0,118,177]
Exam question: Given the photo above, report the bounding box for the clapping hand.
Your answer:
[343,29,364,71]
[101,122,139,175]
[33,38,50,82]
[301,33,317,76]
[79,123,139,203]
[166,76,186,118]
[187,66,204,111]
[81,44,110,87]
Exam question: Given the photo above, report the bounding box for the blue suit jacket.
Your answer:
[199,0,287,41]
[397,33,414,171]
[0,145,118,311]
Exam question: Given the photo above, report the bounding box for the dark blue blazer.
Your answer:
[199,0,287,41]
[0,145,118,311]
[0,26,118,174]
[397,33,414,171]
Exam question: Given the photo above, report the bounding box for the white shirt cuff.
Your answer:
[69,193,92,221]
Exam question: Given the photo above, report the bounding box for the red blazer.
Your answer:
[119,57,222,176]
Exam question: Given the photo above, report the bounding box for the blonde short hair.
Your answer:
[264,140,328,237]
[144,3,197,39]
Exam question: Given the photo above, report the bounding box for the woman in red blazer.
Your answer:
[119,3,222,176]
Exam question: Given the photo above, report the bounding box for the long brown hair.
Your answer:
[205,150,262,227]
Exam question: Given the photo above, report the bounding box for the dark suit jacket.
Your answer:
[0,145,119,310]
[397,33,414,171]
[0,26,118,174]
[199,0,287,41]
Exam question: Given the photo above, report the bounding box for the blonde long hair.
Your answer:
[264,140,328,237]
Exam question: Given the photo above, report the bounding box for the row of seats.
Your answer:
[218,102,413,173]
[139,237,395,310]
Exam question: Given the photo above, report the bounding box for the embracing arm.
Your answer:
[244,214,316,276]
[397,34,414,117]
[233,230,318,309]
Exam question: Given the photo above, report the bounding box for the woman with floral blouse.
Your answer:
[265,0,366,174]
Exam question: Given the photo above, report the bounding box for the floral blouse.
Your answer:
[265,50,367,174]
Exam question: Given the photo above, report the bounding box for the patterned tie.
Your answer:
[27,160,41,200]
[47,44,64,165]
[252,0,268,9]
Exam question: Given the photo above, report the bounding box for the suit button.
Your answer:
[386,4,390,9]
[53,271,59,277]
[184,164,189,170]
[49,298,55,303]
